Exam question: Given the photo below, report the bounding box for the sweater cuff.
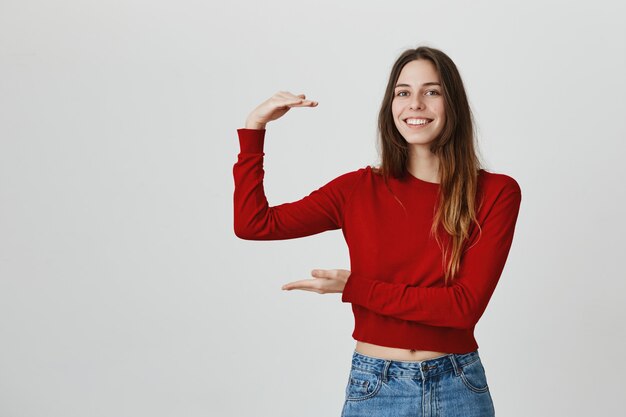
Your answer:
[342,273,376,305]
[236,128,266,153]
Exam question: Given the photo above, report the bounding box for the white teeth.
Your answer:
[406,118,431,125]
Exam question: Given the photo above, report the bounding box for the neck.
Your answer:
[407,146,440,183]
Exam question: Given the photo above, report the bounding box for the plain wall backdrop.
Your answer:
[1,0,625,416]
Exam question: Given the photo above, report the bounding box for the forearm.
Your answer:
[342,185,522,329]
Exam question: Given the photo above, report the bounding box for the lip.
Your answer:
[403,117,433,129]
[403,117,433,122]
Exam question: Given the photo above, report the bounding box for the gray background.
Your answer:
[1,0,625,416]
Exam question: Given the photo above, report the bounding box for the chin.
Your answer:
[405,138,436,146]
[400,129,438,143]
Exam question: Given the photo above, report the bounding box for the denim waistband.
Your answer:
[350,349,481,380]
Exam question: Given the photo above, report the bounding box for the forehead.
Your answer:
[396,59,440,85]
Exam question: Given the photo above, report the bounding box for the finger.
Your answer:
[294,94,317,105]
[289,97,316,105]
[282,279,317,290]
[286,101,318,108]
[286,287,322,294]
[277,97,315,106]
[275,92,317,106]
[311,269,335,278]
[276,91,304,100]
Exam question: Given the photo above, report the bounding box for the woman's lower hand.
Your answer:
[281,269,350,294]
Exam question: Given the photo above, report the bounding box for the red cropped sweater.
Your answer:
[233,128,522,354]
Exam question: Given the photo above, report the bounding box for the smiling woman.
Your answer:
[233,45,521,417]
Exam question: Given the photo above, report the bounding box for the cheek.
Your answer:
[433,107,446,125]
[436,102,446,119]
[391,99,402,116]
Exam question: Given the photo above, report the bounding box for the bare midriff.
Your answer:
[355,340,450,361]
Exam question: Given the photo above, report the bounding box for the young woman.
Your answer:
[233,46,521,417]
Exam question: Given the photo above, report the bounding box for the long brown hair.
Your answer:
[374,46,485,285]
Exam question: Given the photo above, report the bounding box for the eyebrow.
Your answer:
[395,82,441,88]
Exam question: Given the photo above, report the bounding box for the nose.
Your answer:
[409,94,424,110]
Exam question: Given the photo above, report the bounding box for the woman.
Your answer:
[233,46,521,417]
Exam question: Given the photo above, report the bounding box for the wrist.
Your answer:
[245,119,267,130]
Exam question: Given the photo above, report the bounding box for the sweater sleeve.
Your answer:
[233,128,363,240]
[341,178,522,329]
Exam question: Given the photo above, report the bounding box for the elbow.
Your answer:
[233,208,263,239]
[436,313,476,330]
[233,218,256,240]
[447,286,483,330]
[234,222,257,240]
[451,306,487,329]
[234,208,270,240]
[234,221,273,240]
[234,229,250,240]
[450,314,478,330]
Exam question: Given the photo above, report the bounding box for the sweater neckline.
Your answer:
[406,169,486,187]
[406,171,441,187]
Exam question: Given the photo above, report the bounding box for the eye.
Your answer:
[425,90,440,96]
[396,90,408,97]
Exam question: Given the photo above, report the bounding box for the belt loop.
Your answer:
[381,360,392,383]
[448,354,461,376]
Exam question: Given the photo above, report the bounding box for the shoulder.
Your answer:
[329,165,371,183]
[320,165,371,193]
[477,169,522,216]
[478,168,521,197]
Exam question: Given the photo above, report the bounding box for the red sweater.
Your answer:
[233,128,522,354]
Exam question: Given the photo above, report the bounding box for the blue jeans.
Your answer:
[340,349,495,417]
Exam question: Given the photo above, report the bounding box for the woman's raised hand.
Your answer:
[245,91,318,129]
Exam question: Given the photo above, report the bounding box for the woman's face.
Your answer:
[391,59,446,147]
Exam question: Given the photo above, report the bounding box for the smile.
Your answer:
[404,118,433,129]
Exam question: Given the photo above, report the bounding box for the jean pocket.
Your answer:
[344,367,383,401]
[459,358,489,393]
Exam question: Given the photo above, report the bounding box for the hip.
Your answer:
[341,349,495,417]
